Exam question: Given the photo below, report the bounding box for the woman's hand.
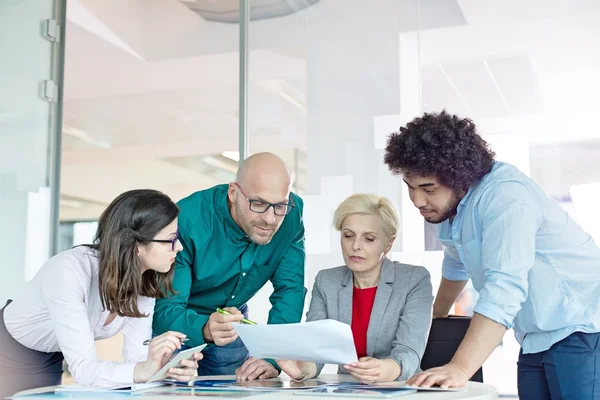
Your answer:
[134,331,203,382]
[343,357,382,383]
[164,353,203,382]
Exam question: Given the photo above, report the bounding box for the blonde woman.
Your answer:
[278,194,433,383]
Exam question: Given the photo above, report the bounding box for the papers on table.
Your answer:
[365,381,467,392]
[55,378,470,398]
[293,381,466,397]
[295,387,417,398]
[234,319,358,365]
[56,381,164,392]
[9,386,56,399]
[220,379,332,390]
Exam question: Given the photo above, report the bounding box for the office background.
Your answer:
[3,0,600,396]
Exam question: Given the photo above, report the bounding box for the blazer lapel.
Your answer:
[338,268,353,326]
[366,258,395,356]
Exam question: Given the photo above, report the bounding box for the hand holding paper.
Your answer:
[234,319,358,365]
[343,357,382,383]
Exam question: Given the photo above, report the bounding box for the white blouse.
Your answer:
[3,246,153,387]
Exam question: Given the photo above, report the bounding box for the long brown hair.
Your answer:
[91,189,178,318]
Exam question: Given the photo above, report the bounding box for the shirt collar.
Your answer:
[457,186,475,211]
[458,161,499,211]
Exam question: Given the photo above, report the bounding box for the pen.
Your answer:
[216,307,257,325]
[143,338,190,346]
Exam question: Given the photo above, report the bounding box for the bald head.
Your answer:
[235,152,292,193]
[229,153,293,244]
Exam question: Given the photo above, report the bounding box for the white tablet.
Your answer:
[147,343,207,383]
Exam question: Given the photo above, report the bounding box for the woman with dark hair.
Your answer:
[0,189,202,397]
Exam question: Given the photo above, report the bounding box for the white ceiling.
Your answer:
[60,0,600,220]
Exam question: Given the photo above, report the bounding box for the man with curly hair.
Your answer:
[384,111,600,399]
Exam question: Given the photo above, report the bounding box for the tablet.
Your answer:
[147,343,207,383]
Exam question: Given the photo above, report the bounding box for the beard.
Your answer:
[234,200,278,245]
[423,191,462,224]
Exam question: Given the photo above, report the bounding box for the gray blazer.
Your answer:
[306,258,433,380]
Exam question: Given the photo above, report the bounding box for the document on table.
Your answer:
[349,382,467,392]
[295,387,417,398]
[56,382,165,392]
[234,319,358,365]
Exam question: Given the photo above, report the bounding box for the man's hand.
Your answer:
[410,313,506,389]
[406,363,469,389]
[276,360,316,381]
[202,307,244,346]
[236,357,279,381]
[343,357,382,383]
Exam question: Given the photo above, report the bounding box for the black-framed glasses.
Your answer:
[234,182,295,216]
[147,229,180,251]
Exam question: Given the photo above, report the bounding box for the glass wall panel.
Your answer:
[58,0,240,374]
[60,0,240,224]
[245,0,422,375]
[0,0,65,304]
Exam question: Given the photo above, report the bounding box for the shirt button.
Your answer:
[242,273,247,277]
[231,295,235,299]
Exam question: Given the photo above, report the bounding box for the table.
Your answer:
[12,375,498,399]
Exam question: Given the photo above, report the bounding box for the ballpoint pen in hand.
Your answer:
[216,307,257,325]
[142,337,190,346]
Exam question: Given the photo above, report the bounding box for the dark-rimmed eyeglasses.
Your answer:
[234,182,295,216]
[147,229,180,251]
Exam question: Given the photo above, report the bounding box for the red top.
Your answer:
[351,286,378,358]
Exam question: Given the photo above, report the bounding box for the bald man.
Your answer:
[153,153,306,380]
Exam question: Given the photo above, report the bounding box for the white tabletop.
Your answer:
[186,374,499,400]
[12,374,498,399]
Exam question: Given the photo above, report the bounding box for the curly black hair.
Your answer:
[384,111,496,191]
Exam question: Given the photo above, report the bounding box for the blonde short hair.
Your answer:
[333,194,400,240]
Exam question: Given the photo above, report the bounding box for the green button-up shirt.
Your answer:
[152,184,306,350]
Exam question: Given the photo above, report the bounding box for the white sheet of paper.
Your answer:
[234,319,357,365]
[367,382,467,392]
[56,382,164,392]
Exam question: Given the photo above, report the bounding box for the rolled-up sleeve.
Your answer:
[473,182,541,329]
[388,267,433,380]
[442,245,470,281]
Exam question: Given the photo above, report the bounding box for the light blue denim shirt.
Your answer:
[438,161,600,354]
